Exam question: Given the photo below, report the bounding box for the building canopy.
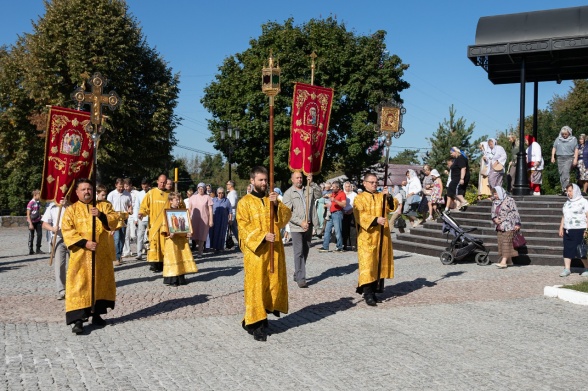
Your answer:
[468,6,588,84]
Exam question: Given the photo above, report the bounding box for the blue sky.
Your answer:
[1,0,586,162]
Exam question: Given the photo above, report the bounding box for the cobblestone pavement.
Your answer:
[1,226,587,390]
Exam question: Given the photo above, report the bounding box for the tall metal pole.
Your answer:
[512,57,531,195]
[376,135,392,290]
[533,81,539,141]
[268,97,275,273]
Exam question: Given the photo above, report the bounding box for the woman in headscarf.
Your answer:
[486,138,507,189]
[428,169,445,220]
[491,186,521,268]
[189,182,213,258]
[478,141,492,198]
[446,147,470,212]
[551,126,578,194]
[524,135,544,196]
[558,184,588,277]
[573,133,588,194]
[209,187,232,253]
[403,169,423,227]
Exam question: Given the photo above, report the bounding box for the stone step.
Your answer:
[430,216,561,231]
[396,231,561,256]
[409,226,562,247]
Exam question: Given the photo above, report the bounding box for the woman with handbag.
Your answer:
[558,184,588,277]
[490,186,521,268]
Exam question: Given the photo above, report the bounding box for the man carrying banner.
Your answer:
[237,166,291,341]
[282,171,322,288]
[61,178,118,334]
[138,174,170,272]
[353,172,396,306]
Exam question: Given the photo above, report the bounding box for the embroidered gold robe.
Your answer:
[353,191,396,287]
[139,188,170,263]
[237,194,291,326]
[61,200,118,324]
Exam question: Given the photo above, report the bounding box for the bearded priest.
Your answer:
[61,178,118,334]
[237,166,291,341]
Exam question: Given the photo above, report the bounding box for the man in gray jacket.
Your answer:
[283,171,322,288]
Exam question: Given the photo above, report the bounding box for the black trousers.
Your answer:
[28,221,42,251]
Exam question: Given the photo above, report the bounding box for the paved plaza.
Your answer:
[1,226,587,390]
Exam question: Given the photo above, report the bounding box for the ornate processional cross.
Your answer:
[72,72,120,125]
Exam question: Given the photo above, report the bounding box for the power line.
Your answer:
[175,144,217,156]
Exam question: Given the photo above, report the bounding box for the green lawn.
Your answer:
[562,281,588,293]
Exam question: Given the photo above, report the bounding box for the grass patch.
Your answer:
[562,281,588,293]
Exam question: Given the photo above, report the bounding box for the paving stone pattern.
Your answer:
[1,226,587,390]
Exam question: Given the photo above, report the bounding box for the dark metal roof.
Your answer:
[468,6,588,84]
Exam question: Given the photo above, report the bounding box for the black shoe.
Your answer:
[365,295,377,306]
[29,249,35,255]
[72,320,83,334]
[92,314,107,326]
[334,248,345,253]
[318,248,330,253]
[36,249,46,254]
[372,293,383,303]
[252,326,267,342]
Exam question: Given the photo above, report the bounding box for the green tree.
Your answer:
[0,0,179,214]
[389,149,420,165]
[425,105,482,176]
[201,18,409,187]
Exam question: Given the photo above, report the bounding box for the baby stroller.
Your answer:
[439,211,489,265]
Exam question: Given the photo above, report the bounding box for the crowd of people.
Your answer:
[24,125,588,338]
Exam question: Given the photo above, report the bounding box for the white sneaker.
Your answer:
[533,192,540,196]
[425,216,433,222]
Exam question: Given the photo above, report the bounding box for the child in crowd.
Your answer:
[162,192,198,286]
[96,185,118,266]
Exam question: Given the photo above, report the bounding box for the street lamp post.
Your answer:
[220,124,240,181]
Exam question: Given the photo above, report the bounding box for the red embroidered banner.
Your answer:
[288,82,334,175]
[41,106,94,203]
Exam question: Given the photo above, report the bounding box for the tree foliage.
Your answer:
[425,105,482,175]
[0,0,180,214]
[389,149,420,165]
[201,18,409,187]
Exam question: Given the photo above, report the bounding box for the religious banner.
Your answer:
[41,106,93,203]
[288,82,334,175]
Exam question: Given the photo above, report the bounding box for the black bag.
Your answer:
[577,240,588,259]
[394,217,406,229]
[226,229,235,249]
[417,196,428,214]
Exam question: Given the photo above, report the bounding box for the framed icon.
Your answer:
[164,209,192,235]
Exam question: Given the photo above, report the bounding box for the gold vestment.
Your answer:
[61,200,118,323]
[139,189,170,263]
[161,222,198,278]
[237,194,291,326]
[353,191,395,287]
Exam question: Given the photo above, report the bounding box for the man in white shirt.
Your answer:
[122,178,139,258]
[107,178,132,264]
[226,180,239,245]
[133,178,150,260]
[41,199,69,300]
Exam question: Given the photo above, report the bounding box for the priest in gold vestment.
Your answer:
[353,173,397,307]
[138,174,170,272]
[237,166,291,341]
[61,179,118,334]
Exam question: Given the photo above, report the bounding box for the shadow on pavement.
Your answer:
[308,263,357,285]
[381,271,465,301]
[190,266,242,282]
[108,294,209,324]
[116,274,161,288]
[270,297,357,334]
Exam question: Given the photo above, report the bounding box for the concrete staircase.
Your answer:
[393,195,584,267]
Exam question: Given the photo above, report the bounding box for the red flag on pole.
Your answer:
[41,106,94,203]
[288,82,334,175]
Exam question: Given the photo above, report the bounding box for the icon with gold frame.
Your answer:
[381,107,400,132]
[164,209,192,235]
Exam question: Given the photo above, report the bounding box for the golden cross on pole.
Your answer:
[72,72,120,125]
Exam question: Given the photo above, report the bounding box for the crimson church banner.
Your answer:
[41,106,93,203]
[288,82,334,175]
